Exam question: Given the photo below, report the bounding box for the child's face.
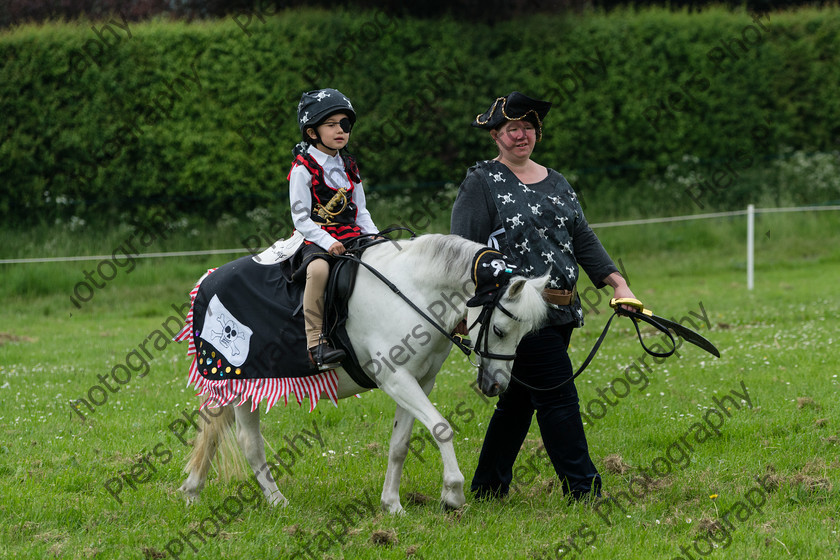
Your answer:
[309,112,351,154]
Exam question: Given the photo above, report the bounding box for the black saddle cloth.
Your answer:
[190,239,378,388]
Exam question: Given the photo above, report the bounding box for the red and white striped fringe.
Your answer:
[173,268,340,413]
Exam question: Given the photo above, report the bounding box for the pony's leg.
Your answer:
[179,405,234,504]
[380,404,415,514]
[380,374,439,513]
[233,402,288,507]
[379,373,465,511]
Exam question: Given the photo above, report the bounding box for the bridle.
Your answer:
[464,286,519,364]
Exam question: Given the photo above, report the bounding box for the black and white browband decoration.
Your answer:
[466,249,522,363]
[466,248,517,306]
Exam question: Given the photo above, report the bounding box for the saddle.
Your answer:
[322,236,380,389]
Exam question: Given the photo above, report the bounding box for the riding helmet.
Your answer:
[297,88,356,141]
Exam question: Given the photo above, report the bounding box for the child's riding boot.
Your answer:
[309,340,346,367]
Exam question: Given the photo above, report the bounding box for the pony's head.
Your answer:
[466,274,550,396]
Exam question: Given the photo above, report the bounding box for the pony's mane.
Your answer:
[380,233,482,278]
[389,235,548,325]
[369,234,548,328]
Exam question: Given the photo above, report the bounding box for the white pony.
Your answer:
[178,233,549,513]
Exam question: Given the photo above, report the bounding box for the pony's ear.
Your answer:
[506,274,549,300]
[506,278,528,300]
[529,274,551,293]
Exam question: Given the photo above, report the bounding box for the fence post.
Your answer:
[747,204,755,290]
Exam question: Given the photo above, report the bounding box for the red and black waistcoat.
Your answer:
[288,152,363,241]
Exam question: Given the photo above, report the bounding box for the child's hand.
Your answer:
[328,242,346,256]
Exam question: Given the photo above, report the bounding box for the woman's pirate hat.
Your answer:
[472,91,552,141]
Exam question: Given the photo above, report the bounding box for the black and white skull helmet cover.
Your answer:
[297,88,356,136]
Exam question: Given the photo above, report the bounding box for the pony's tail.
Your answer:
[183,404,247,483]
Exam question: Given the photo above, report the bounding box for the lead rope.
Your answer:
[509,308,677,392]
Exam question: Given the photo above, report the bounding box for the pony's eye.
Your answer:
[493,325,506,338]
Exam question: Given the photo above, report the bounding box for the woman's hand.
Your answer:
[603,272,638,313]
[613,285,639,313]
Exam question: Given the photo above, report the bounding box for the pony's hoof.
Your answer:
[441,488,467,513]
[381,500,405,515]
[441,499,464,512]
[440,489,466,511]
[268,494,289,508]
[178,486,200,505]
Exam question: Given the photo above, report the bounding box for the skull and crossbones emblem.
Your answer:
[482,258,517,277]
[211,314,245,356]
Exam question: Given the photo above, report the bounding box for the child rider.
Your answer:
[288,88,379,368]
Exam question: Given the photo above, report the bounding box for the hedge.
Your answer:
[0,6,838,226]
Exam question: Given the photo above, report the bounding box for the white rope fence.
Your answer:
[591,204,840,291]
[0,247,252,264]
[588,209,747,228]
[589,204,840,229]
[4,204,840,290]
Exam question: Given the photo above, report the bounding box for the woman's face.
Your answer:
[492,120,537,161]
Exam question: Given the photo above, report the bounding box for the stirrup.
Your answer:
[309,338,346,370]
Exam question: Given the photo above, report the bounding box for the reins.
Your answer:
[509,306,677,392]
[334,228,475,358]
[337,232,676,391]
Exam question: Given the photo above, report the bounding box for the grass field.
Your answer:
[1,210,839,559]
